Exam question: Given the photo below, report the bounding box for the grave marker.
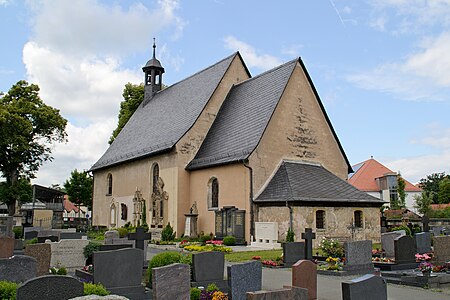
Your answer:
[48,239,89,272]
[128,227,151,250]
[246,286,308,300]
[227,260,262,300]
[192,251,225,284]
[433,236,450,265]
[283,242,305,267]
[24,243,51,276]
[301,228,316,260]
[343,240,373,275]
[0,255,37,283]
[152,263,190,300]
[341,274,387,300]
[16,275,84,300]
[415,232,431,254]
[251,222,281,249]
[0,235,14,258]
[0,216,14,237]
[381,231,404,258]
[292,260,317,300]
[394,235,415,264]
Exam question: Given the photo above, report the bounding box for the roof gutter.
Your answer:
[242,160,255,239]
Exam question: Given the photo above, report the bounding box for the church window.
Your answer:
[152,164,159,193]
[316,210,325,229]
[354,210,363,228]
[207,177,219,210]
[107,174,113,195]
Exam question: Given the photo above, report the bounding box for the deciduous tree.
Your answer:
[418,172,450,203]
[64,169,93,211]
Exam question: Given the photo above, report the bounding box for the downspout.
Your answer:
[286,201,293,230]
[243,160,255,240]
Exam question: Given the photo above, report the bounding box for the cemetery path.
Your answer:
[260,267,450,300]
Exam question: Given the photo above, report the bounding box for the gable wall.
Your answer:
[249,62,349,194]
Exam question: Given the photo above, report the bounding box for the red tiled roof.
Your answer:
[430,203,450,210]
[64,198,82,213]
[348,158,422,192]
[383,209,421,220]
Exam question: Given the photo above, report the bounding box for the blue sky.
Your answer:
[1,0,449,186]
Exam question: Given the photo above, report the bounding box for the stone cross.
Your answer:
[128,227,151,250]
[301,228,316,260]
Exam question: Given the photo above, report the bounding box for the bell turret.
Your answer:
[142,38,165,100]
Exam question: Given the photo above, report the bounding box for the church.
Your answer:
[91,44,384,246]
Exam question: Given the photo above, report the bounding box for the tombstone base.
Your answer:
[108,285,148,300]
[343,263,374,275]
[250,241,281,249]
[373,262,418,271]
[75,269,93,283]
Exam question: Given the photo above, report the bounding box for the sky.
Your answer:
[1,0,449,187]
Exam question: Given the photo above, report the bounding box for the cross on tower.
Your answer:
[301,228,316,260]
[128,227,151,251]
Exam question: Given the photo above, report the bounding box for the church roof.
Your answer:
[348,158,422,192]
[254,160,383,205]
[91,52,242,171]
[186,58,353,172]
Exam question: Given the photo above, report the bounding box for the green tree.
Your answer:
[64,169,93,211]
[109,83,144,144]
[414,191,434,215]
[0,80,67,215]
[438,177,450,204]
[397,173,406,208]
[418,172,449,203]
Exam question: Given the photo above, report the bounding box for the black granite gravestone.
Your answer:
[128,227,151,251]
[301,228,316,260]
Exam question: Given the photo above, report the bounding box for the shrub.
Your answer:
[83,241,102,259]
[161,223,176,241]
[286,228,295,242]
[117,227,129,238]
[206,283,219,292]
[84,283,110,296]
[190,287,201,300]
[0,281,17,300]
[223,236,236,246]
[391,225,411,236]
[25,238,38,245]
[148,251,183,283]
[199,234,211,244]
[87,229,106,241]
[13,227,23,239]
[50,267,67,275]
[319,238,344,258]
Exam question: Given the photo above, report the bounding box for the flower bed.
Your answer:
[183,244,232,253]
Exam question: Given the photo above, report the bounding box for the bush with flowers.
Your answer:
[372,257,394,263]
[415,253,432,262]
[319,238,344,258]
[183,244,232,253]
[325,256,342,271]
[418,261,433,273]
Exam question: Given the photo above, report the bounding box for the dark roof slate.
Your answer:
[186,59,297,170]
[91,53,240,171]
[254,160,384,204]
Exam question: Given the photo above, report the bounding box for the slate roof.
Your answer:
[348,158,422,192]
[91,52,242,171]
[186,58,352,172]
[254,160,384,204]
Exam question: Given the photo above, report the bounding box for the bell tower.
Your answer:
[142,38,165,101]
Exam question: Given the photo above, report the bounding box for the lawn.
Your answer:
[225,249,282,262]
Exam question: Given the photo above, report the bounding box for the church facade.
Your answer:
[91,47,383,245]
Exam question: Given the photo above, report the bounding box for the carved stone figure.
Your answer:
[151,177,168,228]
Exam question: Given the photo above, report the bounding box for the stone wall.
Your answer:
[257,205,381,248]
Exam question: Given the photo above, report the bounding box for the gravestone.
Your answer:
[16,275,84,300]
[433,236,450,265]
[37,235,59,243]
[152,263,190,300]
[60,232,86,240]
[301,228,316,260]
[184,213,198,238]
[227,260,262,300]
[48,239,89,272]
[0,255,37,283]
[99,244,132,251]
[343,240,373,275]
[215,207,246,244]
[341,274,387,300]
[394,235,415,264]
[381,231,405,258]
[283,242,305,267]
[14,239,24,250]
[24,243,51,276]
[0,216,14,237]
[422,215,429,232]
[415,232,432,254]
[432,227,442,236]
[0,235,14,258]
[251,222,281,249]
[93,248,146,299]
[292,260,317,300]
[24,230,39,240]
[104,230,120,241]
[192,251,226,289]
[128,227,151,251]
[246,286,308,300]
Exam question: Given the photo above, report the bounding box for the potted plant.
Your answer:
[419,261,433,277]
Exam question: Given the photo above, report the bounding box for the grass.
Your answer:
[225,249,282,262]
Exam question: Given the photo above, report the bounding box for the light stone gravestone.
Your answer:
[16,275,84,300]
[250,222,281,249]
[246,286,308,300]
[343,240,374,275]
[152,263,190,300]
[415,232,431,254]
[24,243,51,276]
[48,239,89,272]
[0,255,37,283]
[0,216,14,237]
[228,260,262,300]
[0,235,14,258]
[433,235,450,265]
[381,230,405,258]
[341,274,387,300]
[292,260,317,300]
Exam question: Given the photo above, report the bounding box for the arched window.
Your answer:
[316,210,325,229]
[207,177,219,209]
[354,210,363,228]
[107,173,113,195]
[152,164,159,193]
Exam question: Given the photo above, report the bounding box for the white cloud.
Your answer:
[281,44,303,57]
[347,32,450,101]
[223,36,282,71]
[0,0,11,6]
[369,15,387,31]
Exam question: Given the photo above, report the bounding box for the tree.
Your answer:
[64,169,93,211]
[109,83,144,144]
[0,178,33,209]
[414,191,434,215]
[418,172,450,203]
[397,173,406,208]
[0,80,67,215]
[438,177,450,204]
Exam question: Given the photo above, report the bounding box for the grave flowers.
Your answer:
[325,256,342,271]
[419,261,433,277]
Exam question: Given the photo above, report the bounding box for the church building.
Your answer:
[91,44,384,246]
